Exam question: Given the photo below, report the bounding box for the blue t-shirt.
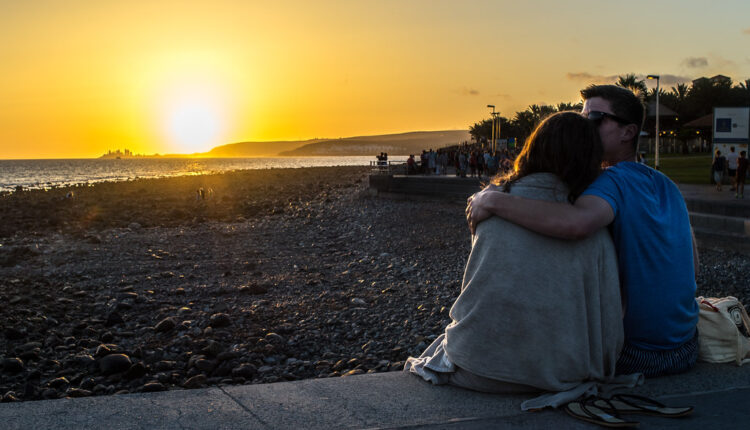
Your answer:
[582,162,698,351]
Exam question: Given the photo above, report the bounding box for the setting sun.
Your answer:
[166,101,224,154]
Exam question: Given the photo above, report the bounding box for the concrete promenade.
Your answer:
[1,363,750,429]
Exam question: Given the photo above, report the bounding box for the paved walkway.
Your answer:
[677,183,750,207]
[2,363,750,429]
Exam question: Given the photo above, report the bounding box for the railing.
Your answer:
[369,160,409,174]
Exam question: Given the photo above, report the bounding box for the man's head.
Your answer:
[730,146,735,152]
[741,151,746,158]
[580,85,645,163]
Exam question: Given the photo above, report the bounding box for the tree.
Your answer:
[469,118,494,143]
[672,83,689,101]
[556,102,583,112]
[733,79,750,106]
[616,74,647,99]
[469,116,512,143]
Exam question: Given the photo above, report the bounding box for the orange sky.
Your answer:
[1,0,749,158]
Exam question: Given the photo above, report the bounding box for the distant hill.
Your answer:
[277,130,471,156]
[203,140,315,157]
[100,130,472,158]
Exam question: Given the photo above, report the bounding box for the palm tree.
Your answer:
[616,74,648,99]
[556,102,583,112]
[671,83,689,102]
[647,88,668,102]
[736,79,750,105]
[527,104,556,124]
[512,110,537,141]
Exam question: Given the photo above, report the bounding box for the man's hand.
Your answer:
[466,185,503,235]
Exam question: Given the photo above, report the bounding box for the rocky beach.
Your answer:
[1,166,748,402]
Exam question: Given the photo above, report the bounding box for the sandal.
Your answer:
[564,398,640,428]
[592,394,693,418]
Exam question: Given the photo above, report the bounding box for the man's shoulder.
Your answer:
[598,161,651,181]
[590,162,678,197]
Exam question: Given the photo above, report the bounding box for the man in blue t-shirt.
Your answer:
[466,85,699,377]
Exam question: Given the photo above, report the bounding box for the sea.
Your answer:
[0,156,408,193]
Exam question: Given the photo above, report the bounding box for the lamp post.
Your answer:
[487,105,496,153]
[647,75,660,169]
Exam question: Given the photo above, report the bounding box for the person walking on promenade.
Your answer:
[407,154,417,175]
[467,85,700,378]
[727,146,739,191]
[737,150,748,199]
[469,152,477,177]
[713,150,727,192]
[458,151,467,177]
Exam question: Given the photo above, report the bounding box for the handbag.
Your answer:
[696,296,750,366]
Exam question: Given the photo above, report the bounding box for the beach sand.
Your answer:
[1,166,748,402]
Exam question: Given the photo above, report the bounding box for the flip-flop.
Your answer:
[592,394,693,418]
[564,399,640,428]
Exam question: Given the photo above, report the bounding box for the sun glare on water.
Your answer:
[167,101,223,154]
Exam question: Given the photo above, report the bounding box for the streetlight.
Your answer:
[647,75,660,169]
[487,105,496,152]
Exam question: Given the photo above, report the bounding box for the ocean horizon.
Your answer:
[0,156,408,193]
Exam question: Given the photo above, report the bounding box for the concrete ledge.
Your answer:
[685,199,750,218]
[2,364,750,429]
[690,212,750,236]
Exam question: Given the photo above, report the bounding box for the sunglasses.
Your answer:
[586,111,632,125]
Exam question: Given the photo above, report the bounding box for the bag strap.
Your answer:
[700,299,720,312]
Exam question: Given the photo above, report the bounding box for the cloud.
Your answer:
[565,72,619,83]
[682,57,708,68]
[658,74,693,86]
[743,27,750,35]
[566,72,691,87]
[493,93,512,99]
[461,87,480,96]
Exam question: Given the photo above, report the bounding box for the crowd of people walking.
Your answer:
[406,144,519,178]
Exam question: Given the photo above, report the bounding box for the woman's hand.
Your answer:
[466,185,501,235]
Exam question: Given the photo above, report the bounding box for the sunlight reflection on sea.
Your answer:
[0,156,407,192]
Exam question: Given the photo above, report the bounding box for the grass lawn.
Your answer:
[643,153,712,185]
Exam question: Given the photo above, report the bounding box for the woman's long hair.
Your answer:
[492,111,603,203]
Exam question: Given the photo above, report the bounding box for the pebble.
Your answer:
[99,354,132,375]
[2,358,24,373]
[238,284,268,295]
[154,318,177,333]
[4,327,25,341]
[66,388,93,398]
[231,364,257,378]
[105,312,124,327]
[195,359,217,373]
[209,313,232,328]
[141,382,167,392]
[183,375,207,389]
[95,344,113,357]
[2,392,19,402]
[48,377,69,389]
[124,363,148,380]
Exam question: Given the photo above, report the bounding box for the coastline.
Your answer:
[0,156,396,193]
[1,166,748,403]
[0,166,370,237]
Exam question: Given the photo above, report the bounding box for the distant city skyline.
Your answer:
[1,0,749,158]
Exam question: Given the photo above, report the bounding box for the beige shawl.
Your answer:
[445,173,629,396]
